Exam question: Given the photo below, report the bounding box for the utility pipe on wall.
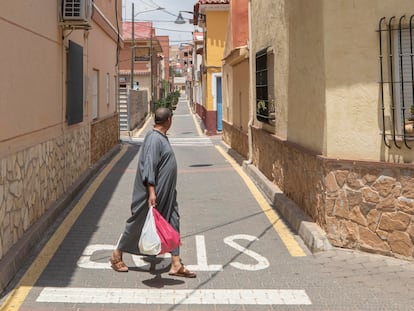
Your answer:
[247,0,254,164]
[130,2,134,89]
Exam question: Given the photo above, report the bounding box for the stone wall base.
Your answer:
[252,126,414,260]
[128,90,148,131]
[222,121,249,159]
[0,143,120,293]
[91,113,119,164]
[0,125,91,290]
[194,103,217,135]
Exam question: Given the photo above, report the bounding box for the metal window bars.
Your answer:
[378,15,414,149]
[256,48,270,123]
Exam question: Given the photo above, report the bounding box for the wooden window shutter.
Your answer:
[67,40,84,125]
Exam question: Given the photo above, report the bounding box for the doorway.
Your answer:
[213,73,223,132]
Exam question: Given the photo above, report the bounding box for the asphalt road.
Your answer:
[1,96,413,311]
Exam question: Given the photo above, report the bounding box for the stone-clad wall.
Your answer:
[91,113,119,165]
[222,121,249,159]
[252,127,414,260]
[324,162,414,258]
[129,90,148,131]
[0,126,89,261]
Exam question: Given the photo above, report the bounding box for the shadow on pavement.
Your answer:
[31,144,140,288]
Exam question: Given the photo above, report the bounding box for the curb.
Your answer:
[0,144,122,294]
[120,113,153,139]
[242,161,332,253]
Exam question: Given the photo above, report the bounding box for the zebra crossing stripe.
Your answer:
[124,137,213,146]
[36,288,312,305]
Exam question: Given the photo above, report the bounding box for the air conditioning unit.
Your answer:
[61,0,92,24]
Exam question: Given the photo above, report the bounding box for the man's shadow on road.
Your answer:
[142,274,184,288]
[130,256,185,287]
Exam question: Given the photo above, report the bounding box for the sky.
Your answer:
[122,0,200,46]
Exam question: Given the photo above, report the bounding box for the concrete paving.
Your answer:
[1,95,413,311]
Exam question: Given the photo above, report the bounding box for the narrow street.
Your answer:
[1,95,413,311]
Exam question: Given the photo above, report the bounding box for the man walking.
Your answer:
[110,107,196,278]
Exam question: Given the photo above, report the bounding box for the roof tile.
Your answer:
[122,22,152,40]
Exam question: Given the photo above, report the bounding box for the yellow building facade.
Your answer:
[195,3,229,135]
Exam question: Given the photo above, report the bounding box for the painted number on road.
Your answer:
[77,234,269,271]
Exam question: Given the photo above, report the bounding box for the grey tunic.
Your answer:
[117,129,180,256]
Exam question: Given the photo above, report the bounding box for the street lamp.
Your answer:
[134,6,164,18]
[130,4,164,89]
[174,11,192,25]
[175,10,206,25]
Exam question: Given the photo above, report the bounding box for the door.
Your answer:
[216,76,223,131]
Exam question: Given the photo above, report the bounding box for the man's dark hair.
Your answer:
[154,107,173,124]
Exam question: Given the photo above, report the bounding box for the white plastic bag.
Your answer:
[138,207,161,255]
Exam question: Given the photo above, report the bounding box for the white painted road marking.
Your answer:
[186,235,223,271]
[123,137,213,146]
[76,234,270,272]
[36,288,312,305]
[224,234,270,271]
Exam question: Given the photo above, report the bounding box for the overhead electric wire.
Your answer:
[124,1,195,42]
[124,19,189,23]
[137,0,159,9]
[142,0,179,17]
[134,0,180,18]
[123,22,193,34]
[154,27,192,33]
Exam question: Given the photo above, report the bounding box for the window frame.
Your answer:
[393,28,414,135]
[255,47,275,125]
[378,16,414,149]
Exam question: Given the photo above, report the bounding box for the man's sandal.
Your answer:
[168,265,196,278]
[110,257,128,272]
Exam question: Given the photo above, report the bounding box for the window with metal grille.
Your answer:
[378,15,414,149]
[256,48,275,123]
[256,48,269,122]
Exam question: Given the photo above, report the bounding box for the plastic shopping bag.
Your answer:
[152,207,181,254]
[138,207,161,255]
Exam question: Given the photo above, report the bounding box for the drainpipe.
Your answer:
[246,0,254,164]
[130,2,135,90]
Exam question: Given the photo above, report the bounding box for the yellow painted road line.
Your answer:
[133,114,153,138]
[189,103,203,137]
[215,146,306,257]
[0,145,129,311]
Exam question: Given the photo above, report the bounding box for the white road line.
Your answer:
[123,137,213,146]
[186,235,223,271]
[36,288,312,305]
